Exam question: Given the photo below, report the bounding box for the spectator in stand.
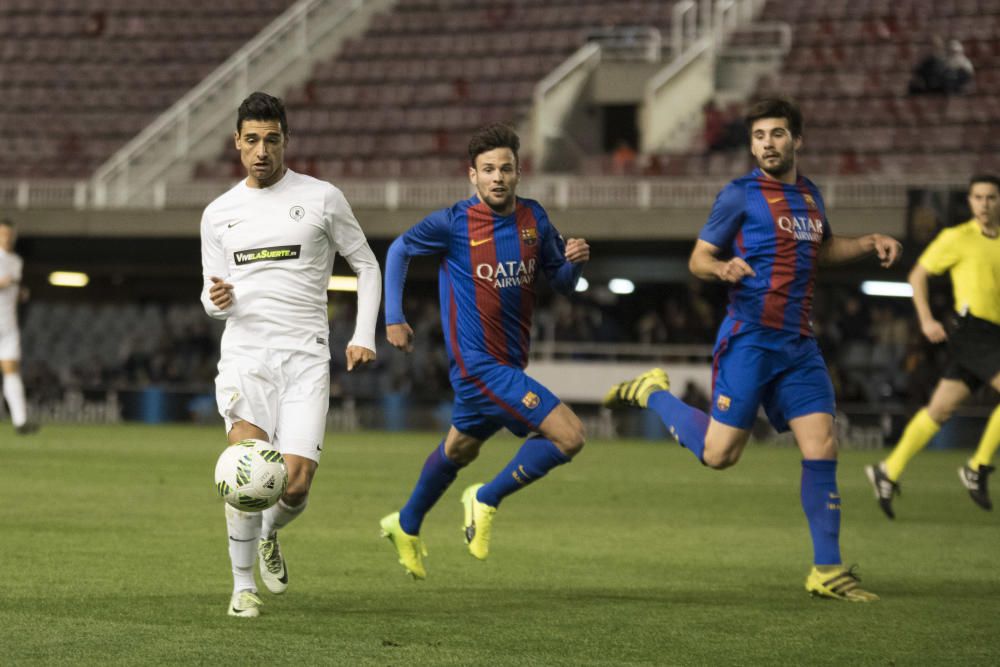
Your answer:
[944,39,974,94]
[908,36,948,95]
[611,140,638,176]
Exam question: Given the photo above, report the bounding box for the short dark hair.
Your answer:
[969,174,1000,193]
[468,123,520,167]
[237,91,289,136]
[0,217,13,229]
[744,98,803,138]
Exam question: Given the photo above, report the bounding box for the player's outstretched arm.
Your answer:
[689,239,755,284]
[909,263,947,343]
[818,233,902,267]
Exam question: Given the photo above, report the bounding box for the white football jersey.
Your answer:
[0,249,22,332]
[200,169,371,358]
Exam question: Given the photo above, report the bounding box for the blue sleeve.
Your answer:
[537,206,584,295]
[699,182,745,250]
[813,187,833,240]
[384,210,451,325]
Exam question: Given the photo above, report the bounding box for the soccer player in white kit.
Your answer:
[0,218,37,436]
[200,93,381,618]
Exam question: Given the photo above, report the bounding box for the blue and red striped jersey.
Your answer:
[385,195,582,377]
[699,168,831,336]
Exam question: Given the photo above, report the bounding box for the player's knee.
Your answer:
[549,415,586,458]
[702,448,740,470]
[282,485,309,507]
[446,439,482,466]
[701,436,743,469]
[926,403,955,424]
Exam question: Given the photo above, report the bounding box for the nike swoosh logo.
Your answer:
[470,237,493,247]
[767,197,784,204]
[228,221,245,229]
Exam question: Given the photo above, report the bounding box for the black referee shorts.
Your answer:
[943,313,1000,389]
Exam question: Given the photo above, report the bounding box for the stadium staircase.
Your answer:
[645,0,1000,177]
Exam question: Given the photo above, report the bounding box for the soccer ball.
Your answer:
[214,439,287,511]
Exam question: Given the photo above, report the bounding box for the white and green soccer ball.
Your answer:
[214,439,287,511]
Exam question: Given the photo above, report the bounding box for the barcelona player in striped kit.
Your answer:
[379,124,590,579]
[605,99,901,601]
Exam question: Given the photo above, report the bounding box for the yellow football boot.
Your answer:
[806,566,879,602]
[461,484,497,561]
[379,512,428,580]
[603,368,670,409]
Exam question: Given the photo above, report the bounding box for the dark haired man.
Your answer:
[867,174,1000,516]
[379,123,590,579]
[605,98,902,601]
[201,92,381,617]
[0,218,37,435]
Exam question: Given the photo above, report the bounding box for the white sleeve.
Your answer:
[342,242,381,353]
[326,185,368,257]
[199,209,231,320]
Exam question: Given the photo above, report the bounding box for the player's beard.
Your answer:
[757,151,795,180]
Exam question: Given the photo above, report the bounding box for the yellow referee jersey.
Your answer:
[919,219,1000,325]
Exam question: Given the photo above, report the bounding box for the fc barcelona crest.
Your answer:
[520,227,537,246]
[716,395,731,411]
[521,391,540,409]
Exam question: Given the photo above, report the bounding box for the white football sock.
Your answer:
[225,503,261,593]
[261,498,307,540]
[2,373,27,427]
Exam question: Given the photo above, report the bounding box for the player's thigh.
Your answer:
[762,341,835,433]
[0,358,19,374]
[216,348,279,439]
[228,420,268,444]
[274,353,330,465]
[788,412,837,460]
[710,333,771,430]
[926,378,972,421]
[454,364,560,440]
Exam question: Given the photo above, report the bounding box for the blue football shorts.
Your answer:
[450,361,561,440]
[710,318,835,432]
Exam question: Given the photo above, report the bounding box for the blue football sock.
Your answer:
[801,459,842,566]
[398,441,460,535]
[477,437,570,508]
[647,391,708,462]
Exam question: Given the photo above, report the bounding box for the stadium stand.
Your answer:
[0,0,298,177]
[196,0,680,180]
[648,0,1000,176]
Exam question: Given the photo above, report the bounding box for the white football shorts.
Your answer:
[215,346,330,462]
[0,327,20,360]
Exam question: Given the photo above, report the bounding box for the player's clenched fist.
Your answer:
[209,276,235,309]
[386,322,414,352]
[346,345,376,371]
[715,257,755,284]
[564,237,590,264]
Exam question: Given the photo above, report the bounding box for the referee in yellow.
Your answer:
[866,174,1000,518]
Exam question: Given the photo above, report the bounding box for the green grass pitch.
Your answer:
[2,424,998,665]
